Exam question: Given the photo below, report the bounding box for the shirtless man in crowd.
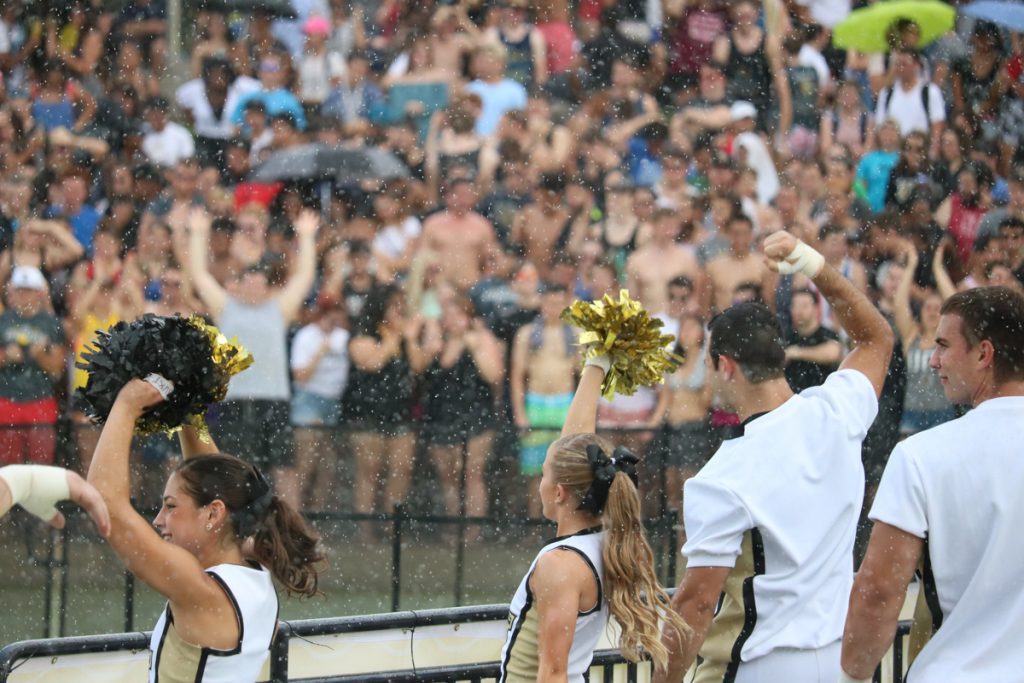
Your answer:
[509,283,578,518]
[704,213,771,315]
[627,207,702,315]
[510,173,574,279]
[420,177,502,291]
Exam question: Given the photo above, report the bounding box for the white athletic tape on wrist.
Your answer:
[0,465,71,522]
[584,354,611,375]
[776,240,825,278]
[838,671,871,683]
[144,373,175,400]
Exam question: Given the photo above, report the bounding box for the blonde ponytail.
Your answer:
[602,472,690,668]
[549,434,690,670]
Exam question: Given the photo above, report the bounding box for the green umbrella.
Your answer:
[833,0,956,53]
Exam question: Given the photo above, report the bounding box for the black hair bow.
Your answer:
[577,445,640,515]
[233,466,274,538]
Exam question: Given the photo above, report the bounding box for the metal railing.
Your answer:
[2,421,683,640]
[15,502,678,638]
[0,602,914,683]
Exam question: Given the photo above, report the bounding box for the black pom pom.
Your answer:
[76,315,227,435]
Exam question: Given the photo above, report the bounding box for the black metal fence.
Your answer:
[2,421,684,639]
[14,502,678,638]
[0,601,914,683]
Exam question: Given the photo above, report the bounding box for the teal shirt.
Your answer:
[855,151,899,213]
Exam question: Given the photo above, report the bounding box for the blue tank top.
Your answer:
[32,99,75,132]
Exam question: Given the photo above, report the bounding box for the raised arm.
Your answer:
[561,360,606,437]
[275,209,320,323]
[87,380,233,608]
[764,231,893,396]
[177,424,220,460]
[424,111,443,202]
[34,219,85,270]
[932,238,957,300]
[770,39,793,141]
[892,242,918,350]
[187,209,229,318]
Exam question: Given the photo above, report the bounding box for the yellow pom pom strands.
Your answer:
[182,315,254,440]
[188,315,254,402]
[560,290,682,398]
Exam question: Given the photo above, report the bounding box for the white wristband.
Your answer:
[0,465,71,522]
[838,671,871,683]
[144,373,175,400]
[776,240,826,278]
[584,354,611,375]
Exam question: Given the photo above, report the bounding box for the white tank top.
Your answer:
[499,527,607,683]
[149,564,278,683]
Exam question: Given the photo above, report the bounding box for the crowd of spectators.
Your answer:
[0,0,1023,527]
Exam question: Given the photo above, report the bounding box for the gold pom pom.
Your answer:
[188,315,254,401]
[177,315,254,441]
[561,290,682,398]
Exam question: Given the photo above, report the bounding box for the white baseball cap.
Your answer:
[9,266,47,291]
[729,101,758,123]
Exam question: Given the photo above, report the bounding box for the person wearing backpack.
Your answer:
[874,46,945,159]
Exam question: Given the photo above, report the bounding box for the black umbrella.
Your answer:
[196,0,298,19]
[336,147,411,186]
[250,144,410,184]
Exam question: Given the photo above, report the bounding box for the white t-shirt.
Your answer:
[372,216,422,260]
[798,44,832,92]
[290,323,350,398]
[683,369,877,670]
[733,131,780,205]
[141,123,196,167]
[870,396,1024,683]
[875,80,946,136]
[176,76,260,139]
[297,51,347,104]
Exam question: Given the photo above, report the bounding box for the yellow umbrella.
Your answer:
[833,0,956,53]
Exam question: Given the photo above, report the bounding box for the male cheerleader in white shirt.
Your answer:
[841,286,1024,683]
[0,465,110,536]
[655,230,893,683]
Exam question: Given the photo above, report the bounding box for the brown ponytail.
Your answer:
[250,495,325,597]
[176,454,326,598]
[550,434,690,669]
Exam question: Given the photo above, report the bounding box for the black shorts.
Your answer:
[423,414,492,447]
[653,420,719,471]
[213,399,294,470]
[343,418,413,438]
